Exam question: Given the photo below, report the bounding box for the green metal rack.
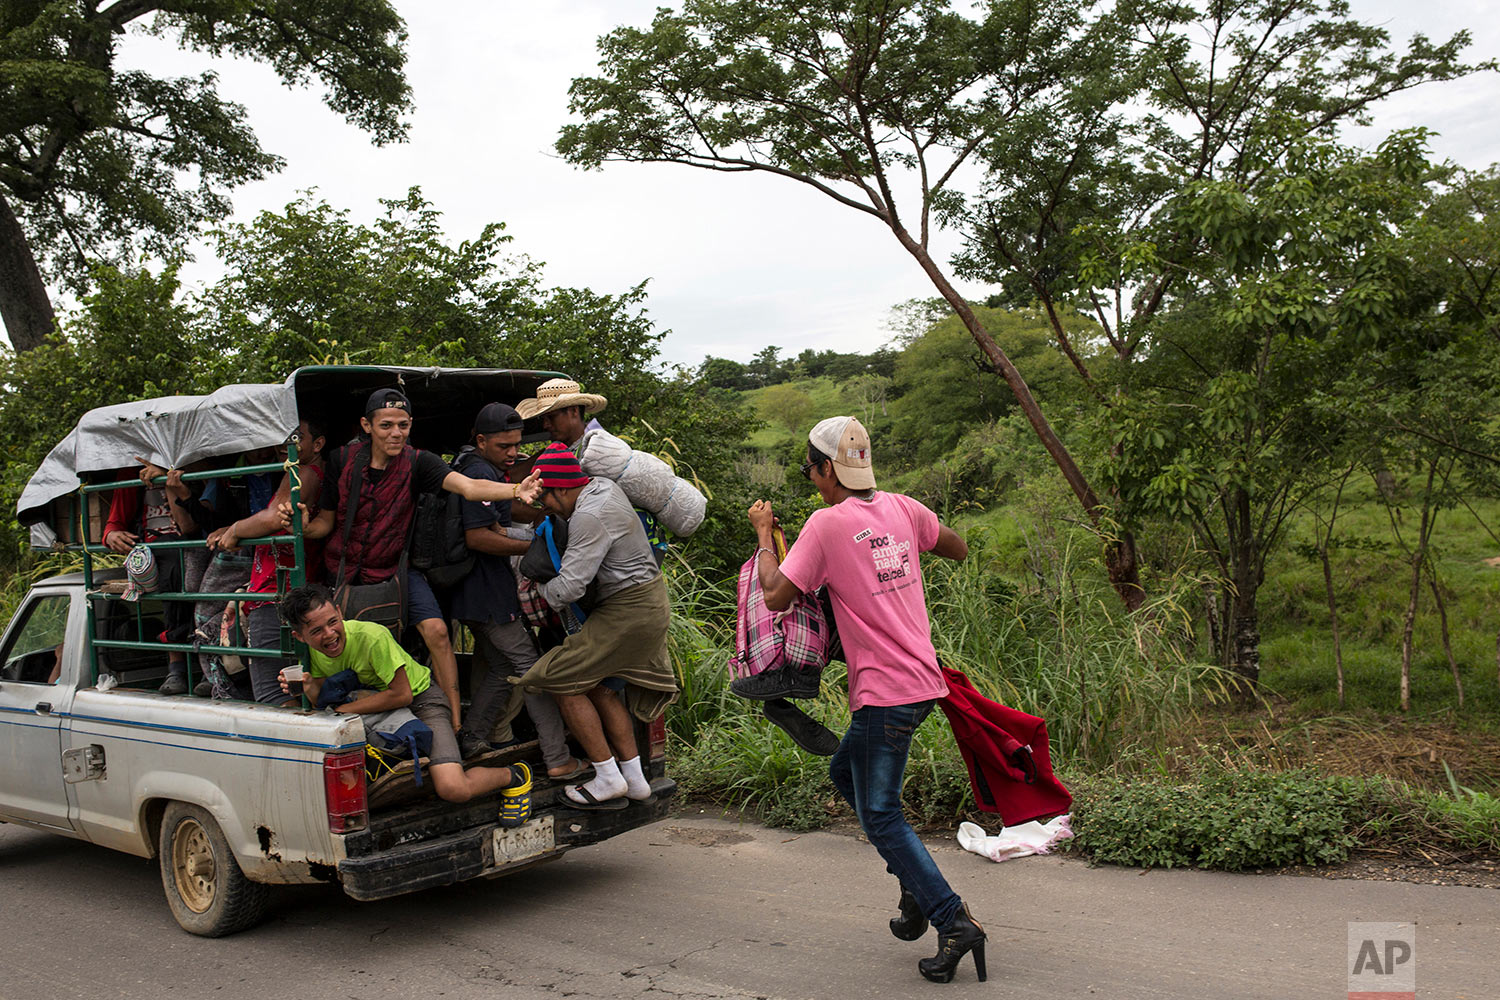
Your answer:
[70,439,310,695]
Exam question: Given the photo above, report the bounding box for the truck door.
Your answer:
[0,593,77,831]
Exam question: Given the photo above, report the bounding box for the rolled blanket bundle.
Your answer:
[657,478,707,535]
[577,428,631,479]
[577,428,707,537]
[618,448,676,509]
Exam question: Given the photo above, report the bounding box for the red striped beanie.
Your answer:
[534,442,591,489]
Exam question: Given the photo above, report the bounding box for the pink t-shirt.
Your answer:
[779,492,946,711]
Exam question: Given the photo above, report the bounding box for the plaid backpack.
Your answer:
[732,528,830,679]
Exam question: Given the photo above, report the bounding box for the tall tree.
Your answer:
[890,304,1077,465]
[960,0,1483,364]
[1099,133,1495,686]
[557,0,1152,608]
[202,188,667,414]
[1339,165,1500,708]
[0,0,411,351]
[950,0,1484,638]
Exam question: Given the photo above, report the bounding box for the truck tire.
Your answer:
[158,801,271,937]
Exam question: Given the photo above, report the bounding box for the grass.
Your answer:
[742,377,867,453]
[922,525,1231,767]
[0,547,89,623]
[1255,490,1500,720]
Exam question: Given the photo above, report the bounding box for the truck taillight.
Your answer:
[323,750,368,834]
[648,714,667,762]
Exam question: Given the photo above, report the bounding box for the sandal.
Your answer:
[563,784,628,811]
[499,762,532,828]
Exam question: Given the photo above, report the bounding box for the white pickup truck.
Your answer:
[0,570,673,936]
[2,367,677,936]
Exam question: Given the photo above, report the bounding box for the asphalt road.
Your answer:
[2,811,1495,1000]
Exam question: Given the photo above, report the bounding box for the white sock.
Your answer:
[570,757,626,803]
[619,755,652,800]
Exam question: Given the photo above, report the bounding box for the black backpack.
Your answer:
[408,452,477,590]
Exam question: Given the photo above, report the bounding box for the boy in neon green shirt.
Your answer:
[279,585,527,807]
[308,618,434,698]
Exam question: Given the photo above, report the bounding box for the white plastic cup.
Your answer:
[283,665,305,696]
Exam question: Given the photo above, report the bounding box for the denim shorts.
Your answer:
[406,569,444,625]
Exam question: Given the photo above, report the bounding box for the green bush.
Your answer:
[1068,766,1368,870]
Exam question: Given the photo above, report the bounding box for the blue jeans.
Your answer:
[830,700,962,930]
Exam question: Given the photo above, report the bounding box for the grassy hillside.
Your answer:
[952,493,1500,724]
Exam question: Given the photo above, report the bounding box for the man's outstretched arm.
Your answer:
[931,524,968,561]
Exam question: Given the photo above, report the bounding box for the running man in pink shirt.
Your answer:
[745,416,987,985]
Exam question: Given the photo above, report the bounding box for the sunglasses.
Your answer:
[800,459,823,480]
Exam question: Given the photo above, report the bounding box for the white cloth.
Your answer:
[957,816,1073,863]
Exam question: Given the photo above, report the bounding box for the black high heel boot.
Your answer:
[890,886,929,941]
[918,903,987,984]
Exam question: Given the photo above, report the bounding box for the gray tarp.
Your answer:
[16,382,298,524]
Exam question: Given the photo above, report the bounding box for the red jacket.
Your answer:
[938,666,1072,826]
[324,444,414,585]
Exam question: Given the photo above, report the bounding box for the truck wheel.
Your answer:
[158,802,270,936]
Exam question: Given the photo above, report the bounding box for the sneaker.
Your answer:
[457,729,493,759]
[763,698,841,756]
[730,667,821,701]
[193,679,213,698]
[158,674,187,696]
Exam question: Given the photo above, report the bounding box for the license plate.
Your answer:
[492,814,555,867]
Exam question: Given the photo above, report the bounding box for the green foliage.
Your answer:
[0,190,757,584]
[890,304,1079,465]
[698,347,896,392]
[202,188,669,415]
[1070,764,1500,869]
[0,263,228,523]
[1417,770,1500,853]
[1094,134,1500,679]
[890,415,1051,519]
[1069,766,1369,870]
[1,0,410,290]
[756,383,817,435]
[699,356,754,390]
[959,0,1485,341]
[924,525,1229,768]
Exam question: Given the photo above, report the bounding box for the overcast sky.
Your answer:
[119,1,1500,372]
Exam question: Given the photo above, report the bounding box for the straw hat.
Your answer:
[516,378,608,420]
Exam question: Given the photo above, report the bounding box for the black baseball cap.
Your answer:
[474,401,523,436]
[364,388,412,418]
